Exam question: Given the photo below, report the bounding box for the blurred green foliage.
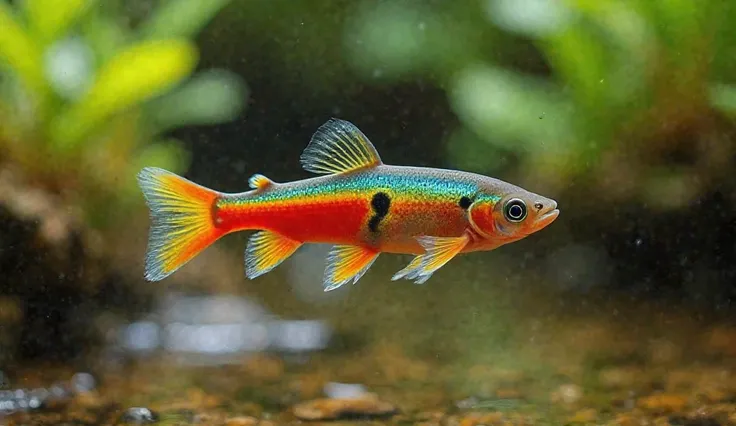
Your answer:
[212,0,736,212]
[342,0,736,208]
[0,0,247,228]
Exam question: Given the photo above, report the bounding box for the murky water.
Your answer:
[3,274,735,425]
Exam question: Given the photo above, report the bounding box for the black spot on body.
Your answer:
[459,196,472,209]
[368,192,391,232]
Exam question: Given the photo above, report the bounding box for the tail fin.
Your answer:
[137,167,223,281]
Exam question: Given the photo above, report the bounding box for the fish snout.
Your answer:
[533,199,559,229]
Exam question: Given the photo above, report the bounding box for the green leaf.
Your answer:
[124,138,191,199]
[709,83,736,116]
[0,2,45,96]
[24,0,96,44]
[146,68,247,134]
[80,10,130,64]
[138,0,232,40]
[50,39,199,150]
[445,126,509,173]
[541,25,609,110]
[449,64,572,155]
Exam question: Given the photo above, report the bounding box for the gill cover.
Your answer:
[468,197,497,238]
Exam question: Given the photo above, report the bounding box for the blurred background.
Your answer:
[1,0,736,424]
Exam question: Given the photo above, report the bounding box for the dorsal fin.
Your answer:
[248,174,274,190]
[300,118,383,175]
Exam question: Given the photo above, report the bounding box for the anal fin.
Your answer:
[324,245,379,291]
[393,233,470,284]
[245,230,301,279]
[391,255,423,282]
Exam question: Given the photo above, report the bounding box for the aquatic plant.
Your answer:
[0,0,247,230]
[209,0,736,212]
[342,0,736,210]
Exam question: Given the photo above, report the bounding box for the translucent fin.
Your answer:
[393,234,470,284]
[323,245,380,291]
[300,118,383,175]
[248,173,274,191]
[245,230,302,279]
[391,255,424,282]
[137,167,223,281]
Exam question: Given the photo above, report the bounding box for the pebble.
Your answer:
[637,394,688,414]
[120,407,159,424]
[599,367,641,389]
[457,411,504,426]
[552,384,583,405]
[703,326,736,357]
[74,391,103,409]
[667,414,722,426]
[494,388,524,399]
[225,416,259,426]
[612,414,639,426]
[292,394,397,421]
[568,408,597,423]
[323,382,368,399]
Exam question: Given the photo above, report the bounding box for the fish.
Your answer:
[137,118,559,291]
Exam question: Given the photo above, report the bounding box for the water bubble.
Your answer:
[71,372,96,393]
[15,397,28,411]
[0,398,16,414]
[28,388,49,409]
[49,383,71,400]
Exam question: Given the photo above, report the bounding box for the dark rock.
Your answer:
[668,415,722,426]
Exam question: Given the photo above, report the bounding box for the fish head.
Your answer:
[468,188,559,242]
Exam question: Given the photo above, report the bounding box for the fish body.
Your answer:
[219,166,527,254]
[137,118,559,291]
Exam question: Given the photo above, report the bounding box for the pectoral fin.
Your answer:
[392,233,470,284]
[324,245,380,291]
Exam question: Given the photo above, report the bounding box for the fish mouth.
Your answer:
[534,204,560,229]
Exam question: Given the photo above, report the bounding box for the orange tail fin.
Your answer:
[137,167,223,281]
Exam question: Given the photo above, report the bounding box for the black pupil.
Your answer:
[509,204,523,218]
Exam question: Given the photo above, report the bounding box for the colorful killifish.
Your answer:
[137,118,559,291]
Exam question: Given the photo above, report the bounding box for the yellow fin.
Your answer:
[391,255,423,282]
[300,118,383,175]
[323,245,380,291]
[394,234,470,284]
[248,173,274,191]
[245,230,302,279]
[137,167,223,282]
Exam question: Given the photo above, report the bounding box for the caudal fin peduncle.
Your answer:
[137,167,224,281]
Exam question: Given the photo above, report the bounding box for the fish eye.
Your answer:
[503,198,527,222]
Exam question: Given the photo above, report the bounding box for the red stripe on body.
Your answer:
[216,196,371,245]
